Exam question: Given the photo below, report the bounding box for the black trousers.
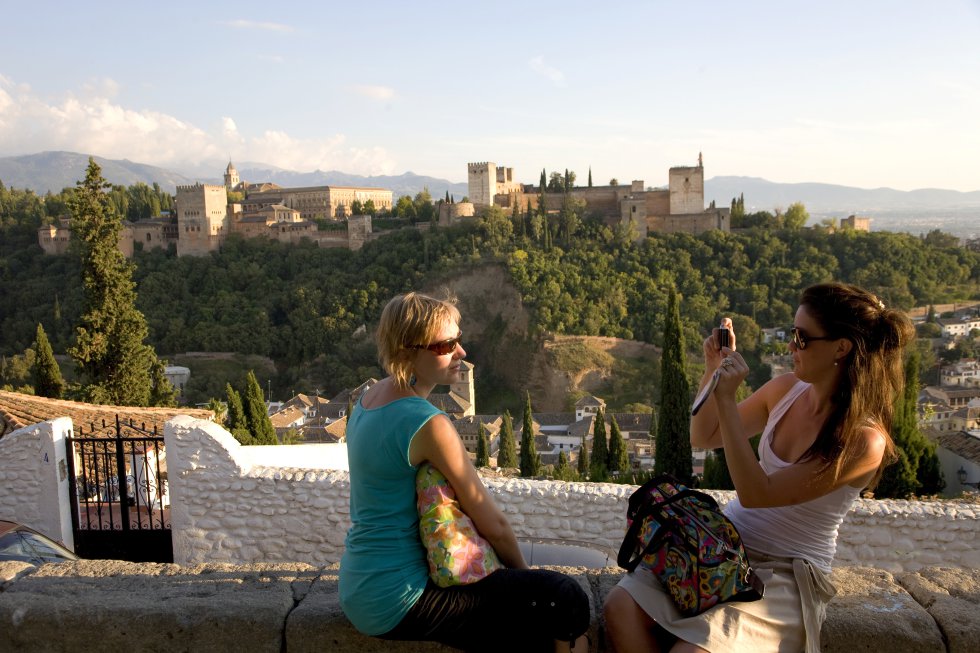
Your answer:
[379,568,590,652]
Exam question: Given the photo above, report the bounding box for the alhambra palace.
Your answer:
[37,156,735,257]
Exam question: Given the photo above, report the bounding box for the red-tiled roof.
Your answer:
[0,390,213,439]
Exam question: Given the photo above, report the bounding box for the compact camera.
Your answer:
[717,327,731,349]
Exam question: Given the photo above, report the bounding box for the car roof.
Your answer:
[0,520,17,537]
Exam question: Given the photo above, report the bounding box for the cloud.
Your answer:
[528,56,565,86]
[352,85,396,101]
[0,77,397,176]
[220,19,294,33]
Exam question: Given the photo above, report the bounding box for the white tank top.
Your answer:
[723,380,860,572]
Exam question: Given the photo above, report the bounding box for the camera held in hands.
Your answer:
[717,327,731,349]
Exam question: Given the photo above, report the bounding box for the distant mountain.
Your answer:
[705,176,980,213]
[0,151,197,194]
[2,153,977,237]
[0,152,469,200]
[229,165,469,201]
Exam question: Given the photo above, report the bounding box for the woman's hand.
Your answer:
[702,317,737,370]
[715,347,748,398]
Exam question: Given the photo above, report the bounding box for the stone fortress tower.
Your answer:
[467,153,728,238]
[467,162,522,207]
[175,183,231,257]
[224,161,240,193]
[449,361,476,418]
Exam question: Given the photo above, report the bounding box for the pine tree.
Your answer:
[497,410,517,468]
[243,370,277,444]
[608,414,629,474]
[520,391,541,477]
[225,383,253,445]
[32,323,65,399]
[577,435,590,478]
[67,158,161,406]
[590,408,608,481]
[149,359,178,407]
[476,422,489,467]
[655,287,693,483]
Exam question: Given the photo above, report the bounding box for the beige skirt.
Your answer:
[616,549,836,653]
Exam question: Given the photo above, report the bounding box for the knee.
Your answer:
[603,587,638,632]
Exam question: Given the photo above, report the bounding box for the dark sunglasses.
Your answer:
[790,327,833,350]
[411,334,462,356]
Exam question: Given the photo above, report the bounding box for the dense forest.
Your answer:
[2,180,979,409]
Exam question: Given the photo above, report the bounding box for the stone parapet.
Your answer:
[1,561,976,652]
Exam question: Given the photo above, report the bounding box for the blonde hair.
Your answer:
[798,282,914,488]
[376,291,460,389]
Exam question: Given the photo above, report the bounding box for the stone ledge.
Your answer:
[0,561,976,652]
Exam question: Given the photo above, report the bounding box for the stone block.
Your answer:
[896,566,980,653]
[822,566,943,653]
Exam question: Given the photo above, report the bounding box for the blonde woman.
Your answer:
[604,282,914,653]
[340,291,589,653]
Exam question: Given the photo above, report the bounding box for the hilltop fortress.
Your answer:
[38,161,392,257]
[38,156,729,256]
[466,155,729,236]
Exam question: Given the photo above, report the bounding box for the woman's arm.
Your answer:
[714,355,886,507]
[410,415,528,569]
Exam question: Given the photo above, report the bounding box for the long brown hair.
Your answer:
[798,283,914,488]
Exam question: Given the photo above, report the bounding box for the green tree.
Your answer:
[590,408,609,481]
[243,370,277,445]
[588,167,593,187]
[32,323,65,399]
[783,202,809,229]
[577,435,589,478]
[225,383,252,445]
[654,287,693,483]
[149,359,178,407]
[607,414,629,474]
[701,449,734,489]
[476,422,489,467]
[554,450,572,480]
[877,350,944,497]
[497,410,517,468]
[519,391,541,477]
[206,397,227,425]
[67,158,161,406]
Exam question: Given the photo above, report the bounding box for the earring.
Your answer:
[409,374,417,387]
[834,361,838,367]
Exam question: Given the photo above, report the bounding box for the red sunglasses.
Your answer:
[411,334,462,356]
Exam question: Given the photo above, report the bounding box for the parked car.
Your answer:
[0,520,78,565]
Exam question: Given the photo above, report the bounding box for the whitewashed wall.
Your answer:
[0,418,74,550]
[164,415,980,572]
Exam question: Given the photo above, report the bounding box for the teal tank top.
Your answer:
[339,395,445,635]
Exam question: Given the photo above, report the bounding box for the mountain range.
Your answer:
[2,151,977,237]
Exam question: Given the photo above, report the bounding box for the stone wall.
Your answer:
[162,416,980,571]
[1,416,978,574]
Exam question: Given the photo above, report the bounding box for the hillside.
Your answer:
[422,264,662,413]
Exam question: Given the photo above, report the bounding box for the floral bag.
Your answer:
[617,474,765,617]
[416,463,503,587]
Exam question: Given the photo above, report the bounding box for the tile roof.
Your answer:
[0,390,213,439]
[930,428,980,465]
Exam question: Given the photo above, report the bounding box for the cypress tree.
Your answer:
[497,410,517,468]
[476,422,489,467]
[243,370,277,444]
[225,383,253,445]
[67,158,160,406]
[32,323,65,399]
[701,449,734,489]
[554,451,571,481]
[608,414,629,474]
[590,408,608,481]
[520,391,541,477]
[588,167,593,187]
[577,435,589,478]
[655,287,693,483]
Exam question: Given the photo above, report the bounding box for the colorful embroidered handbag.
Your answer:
[617,474,765,616]
[416,463,503,587]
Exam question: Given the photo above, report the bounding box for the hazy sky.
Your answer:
[2,1,978,191]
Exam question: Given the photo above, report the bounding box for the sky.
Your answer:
[1,1,979,191]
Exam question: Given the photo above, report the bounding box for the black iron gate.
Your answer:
[65,416,173,562]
